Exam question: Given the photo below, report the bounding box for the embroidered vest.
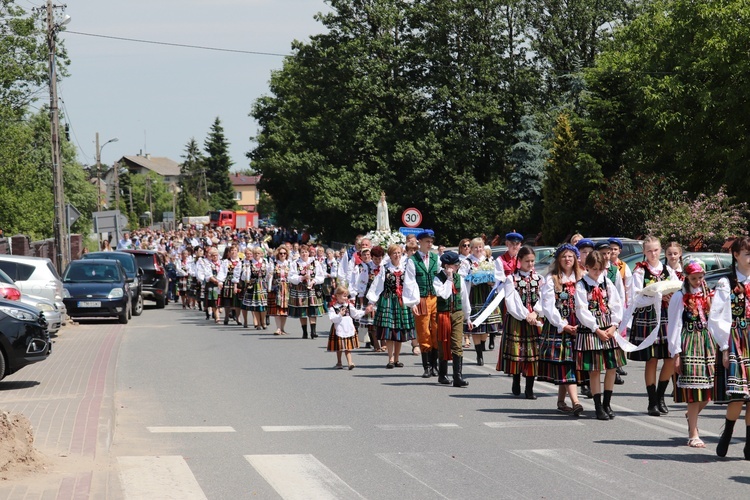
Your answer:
[436,271,462,313]
[410,253,437,297]
[582,279,611,329]
[513,272,542,311]
[555,282,578,327]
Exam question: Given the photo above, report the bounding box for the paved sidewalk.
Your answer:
[0,322,124,500]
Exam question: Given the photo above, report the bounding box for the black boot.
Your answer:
[656,379,670,414]
[745,425,750,460]
[616,366,627,376]
[310,323,318,339]
[646,384,661,416]
[594,393,609,421]
[602,390,615,419]
[581,382,593,399]
[475,344,484,366]
[717,418,736,457]
[488,332,495,351]
[525,376,537,400]
[438,359,450,384]
[421,353,431,378]
[452,355,469,387]
[512,374,521,396]
[301,324,308,339]
[614,373,625,385]
[429,349,439,377]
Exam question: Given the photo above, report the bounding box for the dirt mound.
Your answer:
[0,411,45,477]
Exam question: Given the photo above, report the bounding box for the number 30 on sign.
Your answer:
[401,208,423,228]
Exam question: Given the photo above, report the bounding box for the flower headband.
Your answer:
[555,243,580,260]
[684,258,706,275]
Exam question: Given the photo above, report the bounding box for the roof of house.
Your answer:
[121,155,181,177]
[231,173,261,187]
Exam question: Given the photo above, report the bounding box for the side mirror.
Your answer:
[138,267,144,276]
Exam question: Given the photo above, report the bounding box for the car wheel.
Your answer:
[132,294,144,316]
[119,306,129,324]
[0,350,6,382]
[155,296,166,309]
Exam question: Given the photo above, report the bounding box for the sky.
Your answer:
[46,0,330,171]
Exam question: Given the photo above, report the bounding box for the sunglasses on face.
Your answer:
[461,244,470,248]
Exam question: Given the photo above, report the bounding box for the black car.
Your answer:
[705,267,732,290]
[82,251,144,316]
[62,259,131,323]
[0,298,50,381]
[123,250,169,308]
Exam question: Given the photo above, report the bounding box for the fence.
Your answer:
[0,234,84,273]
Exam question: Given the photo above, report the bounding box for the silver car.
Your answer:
[0,255,66,315]
[19,294,63,335]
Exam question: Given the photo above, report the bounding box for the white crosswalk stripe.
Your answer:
[118,456,207,500]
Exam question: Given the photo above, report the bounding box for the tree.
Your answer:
[542,113,602,244]
[203,118,236,210]
[508,113,546,228]
[179,138,210,216]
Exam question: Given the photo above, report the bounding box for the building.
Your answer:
[118,154,181,186]
[231,173,261,212]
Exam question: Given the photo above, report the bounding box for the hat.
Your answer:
[505,231,523,242]
[594,241,611,251]
[554,243,580,260]
[684,258,706,275]
[608,237,623,248]
[440,251,460,266]
[575,238,595,250]
[416,229,435,240]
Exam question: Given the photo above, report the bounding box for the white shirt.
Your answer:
[329,302,365,338]
[707,271,748,353]
[541,273,576,333]
[289,258,324,286]
[504,270,544,321]
[667,286,727,356]
[575,273,623,332]
[366,260,420,308]
[432,272,471,317]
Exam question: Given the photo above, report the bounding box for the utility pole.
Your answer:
[46,0,69,273]
[114,161,120,211]
[95,132,101,209]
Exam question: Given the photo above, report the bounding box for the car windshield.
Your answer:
[64,263,121,282]
[85,253,136,275]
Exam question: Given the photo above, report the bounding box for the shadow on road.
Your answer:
[0,380,41,391]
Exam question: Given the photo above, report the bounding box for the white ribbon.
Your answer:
[471,285,506,328]
[614,291,663,353]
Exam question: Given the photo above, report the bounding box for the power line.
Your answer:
[65,30,291,58]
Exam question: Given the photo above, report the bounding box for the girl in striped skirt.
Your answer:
[241,246,271,329]
[667,258,721,448]
[327,285,364,370]
[539,244,584,416]
[710,237,750,459]
[366,244,420,369]
[289,245,325,339]
[575,250,625,421]
[498,246,543,399]
[268,247,291,335]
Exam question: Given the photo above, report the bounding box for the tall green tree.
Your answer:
[178,138,210,216]
[204,118,236,210]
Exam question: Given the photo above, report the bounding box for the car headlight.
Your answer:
[0,306,37,321]
[63,288,71,298]
[35,303,54,312]
[108,288,124,299]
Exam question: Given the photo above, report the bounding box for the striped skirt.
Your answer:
[177,277,189,293]
[714,321,750,403]
[374,294,415,342]
[575,329,626,372]
[628,305,669,361]
[288,284,324,318]
[355,297,374,326]
[327,328,360,352]
[537,321,578,385]
[205,284,219,307]
[242,281,268,311]
[464,283,502,334]
[268,283,289,316]
[497,316,540,376]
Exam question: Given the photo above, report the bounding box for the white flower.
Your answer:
[364,230,405,248]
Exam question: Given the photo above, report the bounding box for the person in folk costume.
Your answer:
[575,250,626,421]
[198,247,223,323]
[241,246,271,329]
[268,246,291,335]
[629,236,682,416]
[327,285,365,370]
[405,230,441,379]
[667,258,723,448]
[711,236,750,459]
[323,248,338,312]
[494,231,524,351]
[218,245,242,325]
[595,241,627,385]
[352,247,375,345]
[354,245,385,352]
[433,251,470,387]
[664,241,685,280]
[289,244,325,339]
[366,244,420,369]
[457,238,473,348]
[498,245,543,399]
[191,246,207,312]
[175,249,192,309]
[608,238,633,307]
[539,244,584,416]
[574,239,597,398]
[459,237,505,366]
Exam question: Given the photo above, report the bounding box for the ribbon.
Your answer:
[615,291,663,353]
[745,283,750,319]
[470,282,506,327]
[591,286,608,314]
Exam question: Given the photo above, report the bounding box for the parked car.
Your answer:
[62,259,131,324]
[82,251,144,316]
[0,297,51,381]
[625,252,731,273]
[0,255,66,315]
[588,237,643,257]
[0,268,62,335]
[123,250,168,308]
[532,246,556,263]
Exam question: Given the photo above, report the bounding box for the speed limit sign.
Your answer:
[401,207,423,228]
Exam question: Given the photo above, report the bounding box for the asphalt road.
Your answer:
[109,304,750,499]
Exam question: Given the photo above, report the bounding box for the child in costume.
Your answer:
[327,285,365,370]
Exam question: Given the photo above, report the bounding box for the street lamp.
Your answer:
[95,133,118,209]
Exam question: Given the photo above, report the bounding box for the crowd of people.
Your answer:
[99,224,750,460]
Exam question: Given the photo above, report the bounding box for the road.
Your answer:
[2,303,750,499]
[111,305,750,499]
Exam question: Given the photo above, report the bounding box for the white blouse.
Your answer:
[574,273,623,332]
[504,270,544,322]
[329,303,365,338]
[366,260,420,308]
[707,272,747,353]
[667,286,727,357]
[289,258,325,286]
[541,273,576,333]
